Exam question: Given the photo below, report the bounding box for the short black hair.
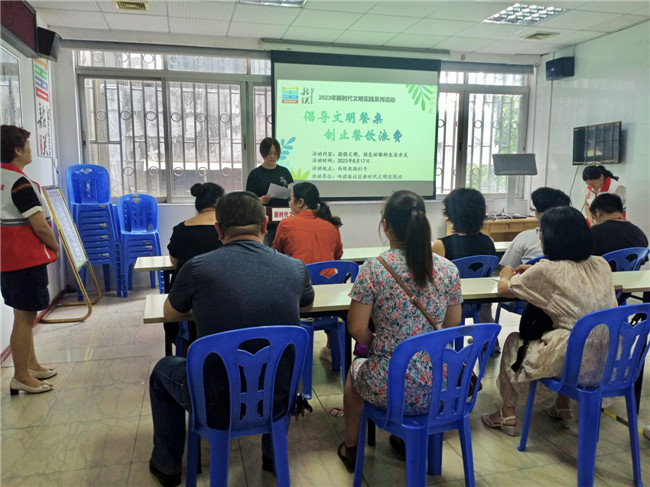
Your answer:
[1,125,30,163]
[540,206,593,262]
[442,188,486,235]
[215,191,265,230]
[589,193,624,215]
[259,137,281,158]
[190,182,225,212]
[530,187,571,213]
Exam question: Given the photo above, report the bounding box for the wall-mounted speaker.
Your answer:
[546,57,574,81]
[37,27,61,62]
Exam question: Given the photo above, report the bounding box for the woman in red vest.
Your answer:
[1,125,59,394]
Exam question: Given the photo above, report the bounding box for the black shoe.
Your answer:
[262,456,277,477]
[389,434,405,458]
[149,459,181,487]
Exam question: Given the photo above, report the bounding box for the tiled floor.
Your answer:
[2,288,649,486]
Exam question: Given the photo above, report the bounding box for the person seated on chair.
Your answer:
[148,191,314,487]
[481,206,617,437]
[337,190,462,471]
[500,187,571,268]
[432,187,496,326]
[589,193,647,257]
[167,182,225,286]
[165,182,225,348]
[272,181,343,363]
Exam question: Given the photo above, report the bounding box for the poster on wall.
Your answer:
[33,58,53,158]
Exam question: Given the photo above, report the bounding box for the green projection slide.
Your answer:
[275,79,437,185]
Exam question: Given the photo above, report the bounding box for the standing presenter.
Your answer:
[582,165,625,226]
[246,137,293,246]
[1,125,59,395]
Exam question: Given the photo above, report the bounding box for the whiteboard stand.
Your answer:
[41,186,102,323]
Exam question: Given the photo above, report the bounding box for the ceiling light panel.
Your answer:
[240,0,307,7]
[484,3,566,25]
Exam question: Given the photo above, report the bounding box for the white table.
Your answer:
[135,241,512,277]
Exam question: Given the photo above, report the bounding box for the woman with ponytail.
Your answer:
[582,165,625,226]
[272,181,343,265]
[336,190,462,472]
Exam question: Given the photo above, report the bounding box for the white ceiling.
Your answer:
[28,0,650,58]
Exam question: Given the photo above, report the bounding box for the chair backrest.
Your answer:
[558,303,650,395]
[601,247,649,272]
[452,255,499,279]
[380,323,500,428]
[306,260,359,284]
[117,193,159,233]
[525,255,544,265]
[186,326,309,436]
[66,164,111,205]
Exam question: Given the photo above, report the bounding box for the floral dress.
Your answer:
[349,249,462,415]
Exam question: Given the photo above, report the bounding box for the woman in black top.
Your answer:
[432,188,497,325]
[245,137,294,245]
[168,182,224,285]
[432,188,496,259]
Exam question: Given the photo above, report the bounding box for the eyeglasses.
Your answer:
[529,206,537,213]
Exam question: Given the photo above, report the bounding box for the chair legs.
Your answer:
[517,381,538,452]
[458,420,476,487]
[271,419,292,487]
[624,390,643,486]
[185,428,200,487]
[427,433,443,476]
[299,322,315,399]
[576,397,600,487]
[353,412,368,487]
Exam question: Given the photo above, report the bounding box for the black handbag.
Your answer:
[511,303,554,372]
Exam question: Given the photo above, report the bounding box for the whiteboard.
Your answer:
[43,186,88,271]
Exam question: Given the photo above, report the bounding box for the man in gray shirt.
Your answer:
[149,191,314,487]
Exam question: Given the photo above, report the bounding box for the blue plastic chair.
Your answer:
[494,255,545,321]
[451,255,499,350]
[602,247,649,304]
[601,247,649,272]
[66,165,122,296]
[518,304,650,487]
[300,260,359,398]
[116,193,162,297]
[66,164,112,206]
[353,323,501,487]
[185,325,309,487]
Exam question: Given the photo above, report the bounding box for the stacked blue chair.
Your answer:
[185,325,309,486]
[494,255,544,322]
[300,260,359,398]
[354,324,501,487]
[66,164,122,296]
[116,193,162,297]
[518,304,650,487]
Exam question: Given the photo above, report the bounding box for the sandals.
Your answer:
[337,441,357,473]
[545,404,574,420]
[481,408,517,437]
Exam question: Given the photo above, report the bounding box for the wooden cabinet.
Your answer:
[446,217,538,242]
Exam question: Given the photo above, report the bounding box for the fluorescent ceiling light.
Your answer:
[240,0,307,6]
[484,3,566,25]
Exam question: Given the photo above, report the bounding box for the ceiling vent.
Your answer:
[114,1,150,11]
[523,31,559,41]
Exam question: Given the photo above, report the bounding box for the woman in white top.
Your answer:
[582,165,625,226]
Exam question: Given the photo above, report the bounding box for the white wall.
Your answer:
[1,41,64,353]
[531,21,650,238]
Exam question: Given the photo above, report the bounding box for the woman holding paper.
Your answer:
[245,137,293,245]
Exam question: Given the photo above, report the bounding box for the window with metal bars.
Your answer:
[76,50,529,200]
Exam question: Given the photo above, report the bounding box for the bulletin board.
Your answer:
[41,186,101,322]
